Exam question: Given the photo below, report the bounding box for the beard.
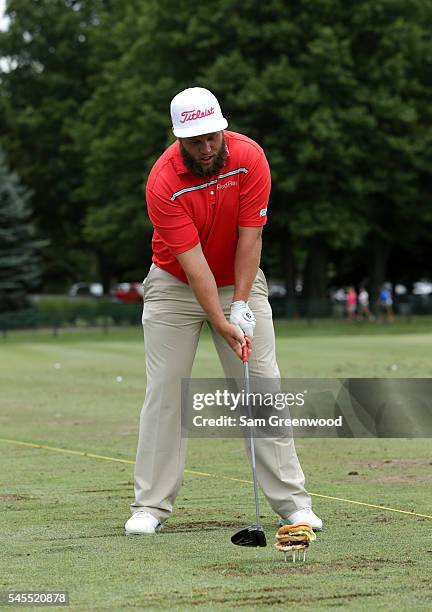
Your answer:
[180,135,228,178]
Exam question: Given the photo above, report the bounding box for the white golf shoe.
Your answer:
[125,511,162,535]
[281,507,323,531]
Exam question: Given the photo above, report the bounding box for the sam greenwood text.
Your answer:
[192,415,343,427]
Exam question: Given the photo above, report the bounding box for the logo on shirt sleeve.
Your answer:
[259,208,267,217]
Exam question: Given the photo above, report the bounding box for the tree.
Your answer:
[0,0,105,289]
[66,1,179,288]
[2,0,431,300]
[0,147,41,311]
[201,0,432,303]
[73,0,432,298]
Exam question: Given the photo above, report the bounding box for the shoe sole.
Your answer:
[125,524,162,535]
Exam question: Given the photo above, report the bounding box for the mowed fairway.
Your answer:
[1,320,432,610]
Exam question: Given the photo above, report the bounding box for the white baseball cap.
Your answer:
[170,87,228,138]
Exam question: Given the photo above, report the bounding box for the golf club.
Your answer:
[231,343,267,548]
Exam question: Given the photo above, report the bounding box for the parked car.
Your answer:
[69,282,103,298]
[412,280,432,295]
[267,280,287,297]
[113,282,144,303]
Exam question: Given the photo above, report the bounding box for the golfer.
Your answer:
[125,87,322,534]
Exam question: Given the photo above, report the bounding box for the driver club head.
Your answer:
[231,525,267,547]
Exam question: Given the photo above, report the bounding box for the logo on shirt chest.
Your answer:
[170,167,248,201]
[217,180,238,190]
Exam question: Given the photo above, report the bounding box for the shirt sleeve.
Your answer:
[238,149,271,226]
[146,186,200,255]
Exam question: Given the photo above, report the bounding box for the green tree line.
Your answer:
[1,0,431,308]
[0,147,41,310]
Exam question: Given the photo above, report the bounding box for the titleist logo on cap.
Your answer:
[180,107,214,123]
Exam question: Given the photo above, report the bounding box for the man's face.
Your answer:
[179,131,227,177]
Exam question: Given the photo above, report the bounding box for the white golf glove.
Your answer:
[230,300,256,338]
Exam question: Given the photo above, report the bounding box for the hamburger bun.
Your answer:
[275,542,308,551]
[277,523,313,535]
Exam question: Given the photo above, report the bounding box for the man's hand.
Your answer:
[230,300,256,338]
[213,321,251,359]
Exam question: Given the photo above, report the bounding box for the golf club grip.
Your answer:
[242,344,249,362]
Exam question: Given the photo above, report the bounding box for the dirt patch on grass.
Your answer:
[46,544,85,553]
[0,493,32,501]
[373,515,394,523]
[342,473,432,484]
[153,588,381,607]
[373,474,432,484]
[205,556,414,577]
[343,457,432,484]
[164,520,240,532]
[46,533,120,541]
[53,418,98,426]
[360,458,432,469]
[78,488,122,493]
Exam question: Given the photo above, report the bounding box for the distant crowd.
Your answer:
[334,285,394,322]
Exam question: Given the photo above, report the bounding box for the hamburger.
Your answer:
[274,522,316,562]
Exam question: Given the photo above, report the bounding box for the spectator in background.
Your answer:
[346,286,357,320]
[378,285,394,322]
[357,287,373,321]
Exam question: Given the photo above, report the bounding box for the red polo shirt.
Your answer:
[145,130,270,286]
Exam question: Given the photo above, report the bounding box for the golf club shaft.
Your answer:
[243,355,262,529]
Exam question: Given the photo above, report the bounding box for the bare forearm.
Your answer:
[233,231,262,302]
[186,264,227,329]
[176,245,226,329]
[176,243,250,358]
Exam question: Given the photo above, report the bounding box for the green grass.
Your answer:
[1,319,432,610]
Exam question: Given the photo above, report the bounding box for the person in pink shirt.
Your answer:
[346,286,357,320]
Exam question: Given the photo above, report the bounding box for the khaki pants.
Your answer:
[131,265,311,522]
